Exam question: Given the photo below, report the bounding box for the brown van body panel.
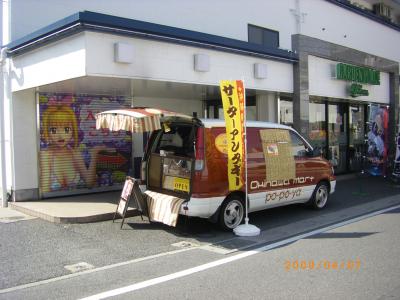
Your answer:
[191,126,334,199]
[143,118,335,228]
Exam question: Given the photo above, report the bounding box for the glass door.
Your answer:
[308,102,327,157]
[349,105,365,172]
[328,103,348,174]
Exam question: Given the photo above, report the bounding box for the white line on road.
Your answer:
[0,247,196,295]
[80,204,400,300]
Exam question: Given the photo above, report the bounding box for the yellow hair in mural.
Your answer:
[42,105,79,148]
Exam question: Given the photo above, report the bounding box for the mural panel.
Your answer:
[39,93,132,197]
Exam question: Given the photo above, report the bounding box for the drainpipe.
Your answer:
[0,47,9,207]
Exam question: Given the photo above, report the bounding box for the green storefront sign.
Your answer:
[336,63,380,85]
[349,83,369,97]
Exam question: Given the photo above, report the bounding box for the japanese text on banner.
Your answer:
[220,80,245,191]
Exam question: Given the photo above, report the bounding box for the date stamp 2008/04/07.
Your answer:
[284,259,361,271]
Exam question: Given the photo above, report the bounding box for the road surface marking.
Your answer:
[64,262,95,273]
[80,204,400,300]
[0,247,196,295]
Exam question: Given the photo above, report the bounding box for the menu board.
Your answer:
[113,177,135,228]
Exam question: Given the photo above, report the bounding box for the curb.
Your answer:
[9,202,140,224]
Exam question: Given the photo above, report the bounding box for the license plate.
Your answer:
[173,177,190,192]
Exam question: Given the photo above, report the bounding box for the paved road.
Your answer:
[91,206,400,300]
[2,204,399,299]
[0,175,399,299]
[109,206,400,300]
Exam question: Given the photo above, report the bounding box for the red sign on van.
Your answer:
[220,80,245,191]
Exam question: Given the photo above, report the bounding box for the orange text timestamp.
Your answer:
[284,259,361,271]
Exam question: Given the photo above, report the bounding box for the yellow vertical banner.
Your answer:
[220,80,245,191]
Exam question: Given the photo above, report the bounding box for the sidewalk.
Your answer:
[0,207,37,223]
[5,174,400,224]
[7,190,137,223]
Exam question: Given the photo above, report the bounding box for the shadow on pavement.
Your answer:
[122,174,400,242]
[304,231,379,239]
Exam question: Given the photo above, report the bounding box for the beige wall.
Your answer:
[12,88,39,199]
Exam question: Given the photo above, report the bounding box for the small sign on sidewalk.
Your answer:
[113,176,148,228]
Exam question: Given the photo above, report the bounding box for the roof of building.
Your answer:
[5,11,298,62]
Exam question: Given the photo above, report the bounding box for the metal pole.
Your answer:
[243,82,249,225]
[1,47,8,207]
[233,80,260,236]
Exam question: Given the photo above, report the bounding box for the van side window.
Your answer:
[290,131,307,157]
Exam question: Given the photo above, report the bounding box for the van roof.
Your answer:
[199,119,293,130]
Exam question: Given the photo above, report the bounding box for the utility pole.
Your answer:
[0,47,8,207]
[1,0,10,207]
[290,0,307,34]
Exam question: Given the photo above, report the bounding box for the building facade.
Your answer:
[1,0,399,202]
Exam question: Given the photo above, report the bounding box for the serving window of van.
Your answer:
[148,123,197,196]
[154,124,196,158]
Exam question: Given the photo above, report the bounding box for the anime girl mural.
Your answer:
[39,93,132,196]
[39,95,105,193]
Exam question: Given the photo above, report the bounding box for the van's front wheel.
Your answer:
[219,197,244,230]
[308,182,329,209]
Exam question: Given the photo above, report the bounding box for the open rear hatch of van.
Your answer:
[143,117,202,200]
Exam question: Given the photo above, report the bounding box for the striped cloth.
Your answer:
[95,108,192,133]
[144,190,185,227]
[96,108,162,133]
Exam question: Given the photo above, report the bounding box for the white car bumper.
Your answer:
[180,196,224,219]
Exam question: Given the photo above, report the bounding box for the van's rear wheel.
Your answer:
[219,196,244,230]
[308,182,329,209]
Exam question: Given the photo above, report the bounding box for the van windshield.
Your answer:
[153,123,196,158]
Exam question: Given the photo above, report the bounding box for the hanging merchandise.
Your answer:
[366,104,389,176]
[39,93,132,198]
[393,131,400,178]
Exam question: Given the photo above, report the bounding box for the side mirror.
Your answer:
[313,147,322,157]
[307,146,322,157]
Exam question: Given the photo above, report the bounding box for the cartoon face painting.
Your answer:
[48,124,74,149]
[42,96,79,149]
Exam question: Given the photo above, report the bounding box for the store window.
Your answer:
[328,103,347,174]
[207,97,256,120]
[349,105,365,172]
[308,102,327,157]
[246,106,257,121]
[290,131,308,157]
[280,100,293,126]
[248,24,279,48]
